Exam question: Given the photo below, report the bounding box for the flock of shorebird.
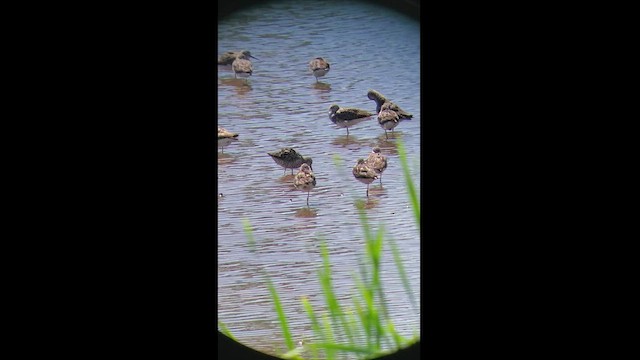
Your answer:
[217,50,414,206]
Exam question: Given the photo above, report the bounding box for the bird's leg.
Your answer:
[385,131,388,140]
[306,192,310,207]
[379,176,382,185]
[283,168,286,175]
[346,127,349,136]
[366,184,370,197]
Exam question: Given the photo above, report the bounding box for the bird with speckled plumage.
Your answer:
[232,52,259,81]
[294,163,316,206]
[366,147,388,185]
[309,57,330,82]
[353,158,379,197]
[377,102,411,139]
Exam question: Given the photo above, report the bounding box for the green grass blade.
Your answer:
[389,237,419,314]
[218,320,236,341]
[241,218,256,251]
[358,210,375,244]
[318,241,355,346]
[385,320,403,349]
[396,139,420,230]
[352,275,373,349]
[321,313,336,359]
[301,296,322,360]
[281,347,304,360]
[266,278,295,351]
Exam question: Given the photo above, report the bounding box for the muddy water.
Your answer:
[218,0,421,357]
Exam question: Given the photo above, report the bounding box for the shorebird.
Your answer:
[328,104,374,136]
[294,163,316,207]
[378,102,411,139]
[267,147,313,175]
[353,158,379,197]
[218,50,257,65]
[309,57,330,82]
[367,89,413,119]
[232,52,259,81]
[218,126,239,153]
[366,147,388,185]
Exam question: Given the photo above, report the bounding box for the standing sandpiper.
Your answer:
[328,104,374,136]
[367,89,413,119]
[268,147,313,175]
[378,102,411,139]
[352,158,379,197]
[294,163,316,207]
[218,126,239,153]
[366,147,388,185]
[309,57,330,82]
[232,52,259,82]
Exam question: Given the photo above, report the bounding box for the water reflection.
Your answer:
[354,198,379,209]
[277,174,296,182]
[367,184,386,196]
[330,134,371,148]
[294,207,318,217]
[218,153,238,164]
[311,82,331,91]
[218,78,253,95]
[376,130,408,142]
[311,82,332,102]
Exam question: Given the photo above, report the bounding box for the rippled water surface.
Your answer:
[218,0,420,357]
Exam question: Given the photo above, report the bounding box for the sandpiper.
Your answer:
[232,52,259,81]
[352,158,379,197]
[218,50,257,65]
[367,89,413,119]
[366,147,388,185]
[328,104,374,136]
[267,147,313,175]
[294,163,316,207]
[218,126,239,153]
[378,102,411,139]
[309,57,330,82]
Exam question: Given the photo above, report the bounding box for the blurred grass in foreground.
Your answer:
[220,139,420,359]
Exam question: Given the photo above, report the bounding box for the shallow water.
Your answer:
[218,0,421,357]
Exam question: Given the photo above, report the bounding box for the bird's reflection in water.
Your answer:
[367,185,386,195]
[312,82,331,91]
[376,130,405,141]
[331,135,369,148]
[218,153,237,164]
[354,198,379,210]
[295,207,318,218]
[218,78,253,95]
[375,138,400,155]
[312,82,331,102]
[278,174,296,183]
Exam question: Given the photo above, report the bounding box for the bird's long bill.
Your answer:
[249,55,259,60]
